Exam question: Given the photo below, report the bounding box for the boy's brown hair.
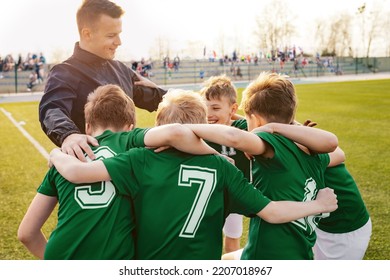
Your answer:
[85,84,136,131]
[240,72,297,124]
[76,0,124,34]
[199,74,237,105]
[156,89,207,125]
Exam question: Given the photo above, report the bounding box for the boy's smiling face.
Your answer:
[204,96,237,125]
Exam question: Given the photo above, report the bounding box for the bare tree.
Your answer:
[313,12,353,57]
[149,36,172,61]
[254,0,296,53]
[356,2,387,58]
[216,30,226,58]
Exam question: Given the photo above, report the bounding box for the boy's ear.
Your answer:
[85,123,92,135]
[230,103,238,115]
[124,124,134,131]
[251,113,264,127]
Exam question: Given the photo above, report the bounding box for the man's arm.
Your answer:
[39,69,98,161]
[130,69,167,112]
[39,69,80,147]
[257,187,338,223]
[18,193,57,260]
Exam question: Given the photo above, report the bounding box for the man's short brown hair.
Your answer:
[76,0,124,34]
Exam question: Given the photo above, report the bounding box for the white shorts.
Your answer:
[313,218,372,260]
[223,213,243,239]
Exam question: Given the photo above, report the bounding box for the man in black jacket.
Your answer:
[39,0,166,161]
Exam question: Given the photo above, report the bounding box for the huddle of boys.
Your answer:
[18,0,370,260]
[19,71,370,260]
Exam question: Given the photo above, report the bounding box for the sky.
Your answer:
[1,0,388,63]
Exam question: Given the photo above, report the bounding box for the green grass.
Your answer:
[0,79,389,259]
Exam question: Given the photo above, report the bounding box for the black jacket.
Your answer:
[39,42,166,146]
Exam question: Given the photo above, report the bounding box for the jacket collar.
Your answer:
[72,42,108,66]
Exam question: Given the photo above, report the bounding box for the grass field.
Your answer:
[0,79,389,260]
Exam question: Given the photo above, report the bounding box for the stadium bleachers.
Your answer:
[1,56,389,94]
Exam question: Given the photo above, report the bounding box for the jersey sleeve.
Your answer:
[223,159,271,216]
[120,128,150,150]
[37,168,58,197]
[232,118,248,131]
[103,149,143,197]
[317,152,330,170]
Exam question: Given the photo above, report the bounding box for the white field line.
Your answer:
[1,107,49,160]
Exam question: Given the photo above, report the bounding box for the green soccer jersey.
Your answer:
[39,129,147,259]
[317,163,370,233]
[207,119,251,180]
[241,132,330,260]
[103,148,271,260]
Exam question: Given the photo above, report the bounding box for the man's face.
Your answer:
[87,14,122,60]
[204,96,236,125]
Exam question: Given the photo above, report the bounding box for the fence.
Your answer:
[1,57,390,94]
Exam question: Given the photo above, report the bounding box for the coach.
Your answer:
[39,0,166,161]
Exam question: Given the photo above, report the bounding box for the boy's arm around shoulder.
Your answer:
[185,123,268,156]
[145,123,218,155]
[49,148,110,184]
[254,123,338,154]
[328,146,345,167]
[257,187,338,223]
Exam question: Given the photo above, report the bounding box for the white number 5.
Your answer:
[74,146,117,209]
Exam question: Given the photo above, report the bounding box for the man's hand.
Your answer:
[316,187,338,213]
[61,134,99,162]
[134,71,158,89]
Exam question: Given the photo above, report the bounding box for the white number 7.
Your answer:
[178,165,217,238]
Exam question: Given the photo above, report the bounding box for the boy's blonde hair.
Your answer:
[156,89,207,125]
[199,75,237,105]
[240,72,297,124]
[85,84,136,131]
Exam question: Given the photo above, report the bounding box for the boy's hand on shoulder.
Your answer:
[302,119,317,127]
[250,123,274,134]
[151,145,171,153]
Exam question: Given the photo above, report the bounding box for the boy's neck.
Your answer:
[90,128,108,138]
[89,125,133,138]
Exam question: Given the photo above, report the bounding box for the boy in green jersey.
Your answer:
[185,72,346,259]
[199,75,248,253]
[18,85,217,260]
[297,121,371,259]
[49,89,339,260]
[313,163,372,259]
